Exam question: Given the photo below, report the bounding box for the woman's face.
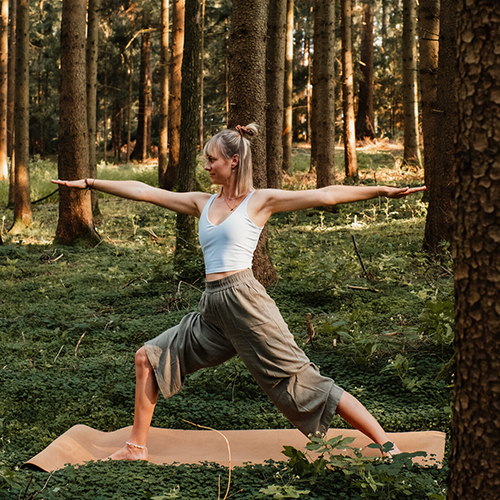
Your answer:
[204,149,238,185]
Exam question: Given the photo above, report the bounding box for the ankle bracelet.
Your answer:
[126,441,147,451]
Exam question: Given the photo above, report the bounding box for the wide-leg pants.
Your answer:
[144,268,344,437]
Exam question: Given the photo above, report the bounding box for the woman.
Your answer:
[53,124,424,461]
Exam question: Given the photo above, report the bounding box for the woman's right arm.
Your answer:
[51,178,210,217]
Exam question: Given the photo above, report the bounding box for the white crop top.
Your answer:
[198,191,264,274]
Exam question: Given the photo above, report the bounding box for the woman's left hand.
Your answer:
[383,186,426,199]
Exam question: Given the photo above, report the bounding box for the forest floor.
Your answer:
[0,147,451,499]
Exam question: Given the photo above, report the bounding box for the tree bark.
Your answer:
[86,0,100,215]
[418,0,439,194]
[423,0,455,253]
[311,0,335,188]
[54,0,99,247]
[265,0,286,189]
[449,2,500,498]
[163,0,185,190]
[0,0,8,182]
[341,0,357,178]
[7,0,15,206]
[10,0,31,233]
[402,0,421,164]
[126,6,134,163]
[158,0,169,188]
[355,0,375,140]
[282,0,293,173]
[229,0,277,287]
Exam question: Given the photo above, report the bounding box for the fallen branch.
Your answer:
[121,273,147,289]
[351,235,371,281]
[32,189,58,205]
[182,419,232,500]
[75,333,85,357]
[346,285,381,293]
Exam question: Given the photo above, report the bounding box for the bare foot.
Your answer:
[382,442,402,458]
[106,443,148,461]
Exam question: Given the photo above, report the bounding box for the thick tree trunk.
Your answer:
[402,0,421,165]
[265,0,286,189]
[229,0,277,287]
[175,0,201,276]
[418,0,439,194]
[7,0,15,207]
[86,0,99,215]
[341,0,357,178]
[126,6,134,163]
[54,0,99,247]
[164,0,185,190]
[10,0,31,233]
[311,0,335,188]
[282,0,293,173]
[0,0,8,181]
[449,3,500,498]
[423,0,455,253]
[355,0,375,140]
[158,0,169,188]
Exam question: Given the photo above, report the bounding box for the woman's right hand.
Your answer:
[51,179,90,189]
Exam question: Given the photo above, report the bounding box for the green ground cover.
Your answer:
[0,148,451,499]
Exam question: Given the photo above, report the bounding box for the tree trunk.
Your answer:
[355,0,375,140]
[126,6,134,163]
[402,0,421,164]
[311,0,335,188]
[282,0,293,173]
[158,0,169,187]
[199,0,205,151]
[0,0,8,181]
[449,3,500,498]
[174,0,201,277]
[229,0,277,287]
[265,0,286,189]
[7,0,15,207]
[418,0,439,194]
[54,0,99,247]
[423,0,455,253]
[341,0,357,178]
[163,0,184,190]
[86,0,100,215]
[10,0,31,233]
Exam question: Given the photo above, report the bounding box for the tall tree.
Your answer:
[355,0,375,140]
[229,0,277,286]
[158,0,169,188]
[6,0,15,206]
[311,0,335,188]
[282,0,293,173]
[162,0,184,190]
[423,0,455,252]
[10,0,31,233]
[174,0,201,273]
[341,0,357,178]
[54,0,99,246]
[0,0,8,181]
[265,0,286,189]
[87,0,100,215]
[402,0,421,164]
[418,0,439,193]
[449,2,500,498]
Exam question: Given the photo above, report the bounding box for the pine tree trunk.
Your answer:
[86,0,99,215]
[7,0,16,207]
[418,0,439,194]
[311,0,335,188]
[54,0,99,247]
[229,0,277,286]
[341,0,357,178]
[158,0,169,188]
[449,3,500,498]
[355,0,375,140]
[402,0,421,164]
[0,0,8,181]
[423,0,455,253]
[126,6,134,163]
[265,0,286,189]
[164,0,185,190]
[10,0,31,233]
[174,0,201,277]
[282,0,293,173]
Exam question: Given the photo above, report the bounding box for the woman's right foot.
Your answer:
[106,442,148,461]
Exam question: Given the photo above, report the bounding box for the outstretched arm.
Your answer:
[51,178,210,217]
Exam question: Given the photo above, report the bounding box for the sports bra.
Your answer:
[198,191,263,274]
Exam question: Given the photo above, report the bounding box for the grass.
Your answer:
[0,146,451,499]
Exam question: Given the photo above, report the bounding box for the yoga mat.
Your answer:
[26,425,446,472]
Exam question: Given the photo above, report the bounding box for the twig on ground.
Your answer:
[32,189,58,205]
[346,285,381,293]
[121,273,147,289]
[54,345,64,362]
[351,235,371,281]
[182,419,232,500]
[75,333,86,357]
[177,280,203,295]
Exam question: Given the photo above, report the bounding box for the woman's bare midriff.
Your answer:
[206,268,249,282]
